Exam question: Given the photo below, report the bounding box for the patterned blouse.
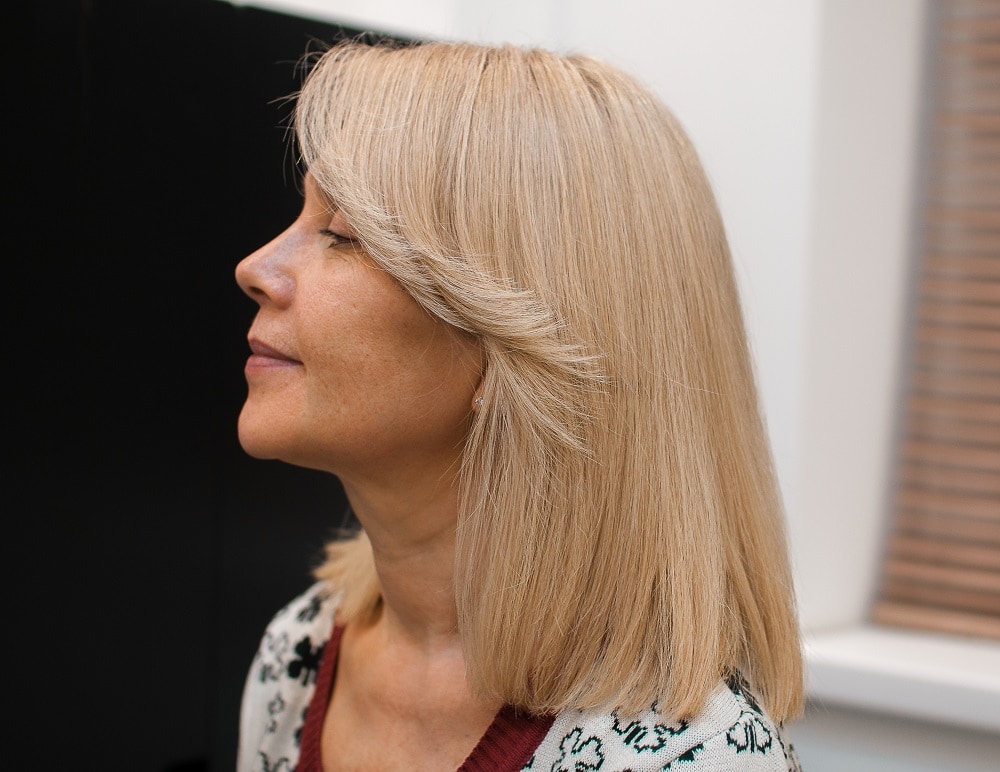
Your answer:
[238,582,802,771]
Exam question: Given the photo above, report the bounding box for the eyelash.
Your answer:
[318,228,353,249]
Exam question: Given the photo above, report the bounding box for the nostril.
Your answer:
[237,276,270,304]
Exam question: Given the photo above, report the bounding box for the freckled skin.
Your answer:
[234,176,483,491]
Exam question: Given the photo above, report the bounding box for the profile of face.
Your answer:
[235,174,483,485]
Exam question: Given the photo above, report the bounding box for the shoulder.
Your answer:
[237,582,341,772]
[525,678,801,771]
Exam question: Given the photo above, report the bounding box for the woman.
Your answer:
[237,41,803,771]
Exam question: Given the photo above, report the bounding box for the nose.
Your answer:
[235,231,295,307]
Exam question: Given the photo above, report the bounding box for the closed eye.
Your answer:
[318,228,356,249]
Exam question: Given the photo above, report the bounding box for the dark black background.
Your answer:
[8,1,385,768]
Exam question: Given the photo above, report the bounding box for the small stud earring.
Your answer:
[475,396,484,408]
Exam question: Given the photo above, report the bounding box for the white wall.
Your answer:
[794,0,924,630]
[225,0,923,631]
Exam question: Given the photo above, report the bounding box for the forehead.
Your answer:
[301,171,339,214]
[302,171,324,203]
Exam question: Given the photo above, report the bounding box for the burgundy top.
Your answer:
[297,625,556,772]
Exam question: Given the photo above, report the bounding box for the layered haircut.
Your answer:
[299,41,803,722]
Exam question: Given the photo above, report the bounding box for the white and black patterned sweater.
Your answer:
[238,582,802,771]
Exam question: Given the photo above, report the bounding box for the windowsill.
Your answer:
[804,624,1000,734]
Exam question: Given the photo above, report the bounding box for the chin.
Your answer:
[236,408,334,472]
[236,406,284,460]
[237,431,279,461]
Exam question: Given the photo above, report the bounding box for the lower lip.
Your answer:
[245,354,302,372]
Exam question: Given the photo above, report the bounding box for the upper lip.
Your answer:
[248,338,302,363]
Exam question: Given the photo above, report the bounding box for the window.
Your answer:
[873,0,1000,642]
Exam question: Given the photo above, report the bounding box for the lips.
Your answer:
[246,338,303,370]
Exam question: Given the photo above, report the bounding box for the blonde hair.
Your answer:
[300,41,803,722]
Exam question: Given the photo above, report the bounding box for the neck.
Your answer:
[340,473,462,646]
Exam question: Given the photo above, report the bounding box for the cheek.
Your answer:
[351,312,477,422]
[384,327,483,443]
[292,287,398,423]
[295,266,481,438]
[377,295,479,397]
[301,290,368,370]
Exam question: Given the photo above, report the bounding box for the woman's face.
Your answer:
[235,175,483,485]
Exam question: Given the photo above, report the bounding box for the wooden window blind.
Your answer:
[872,0,1000,640]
